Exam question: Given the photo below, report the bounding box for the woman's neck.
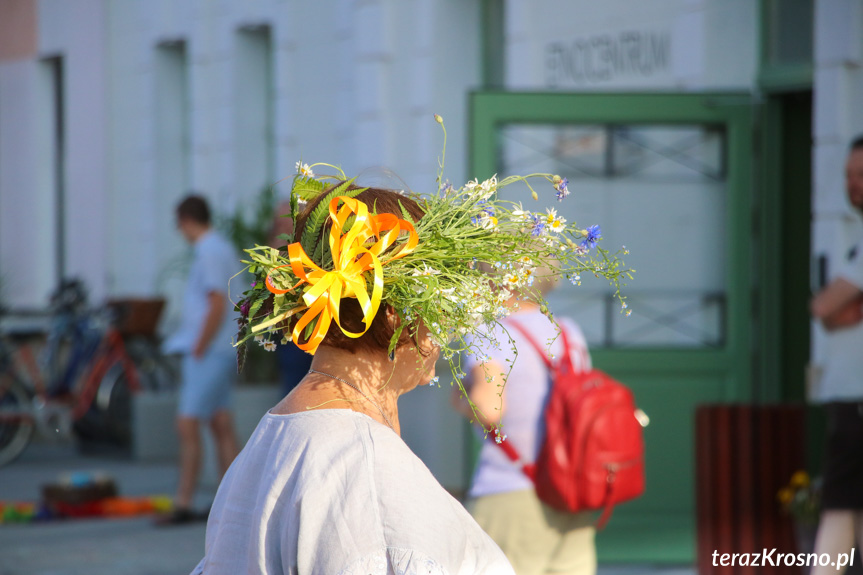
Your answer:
[280,345,412,435]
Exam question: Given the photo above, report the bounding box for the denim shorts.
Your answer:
[179,349,236,418]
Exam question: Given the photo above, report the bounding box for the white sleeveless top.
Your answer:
[464,310,591,498]
[190,409,513,575]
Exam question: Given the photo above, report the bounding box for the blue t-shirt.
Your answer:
[166,230,243,355]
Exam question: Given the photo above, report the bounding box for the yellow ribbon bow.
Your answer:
[260,195,418,354]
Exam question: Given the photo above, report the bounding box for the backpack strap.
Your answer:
[485,318,571,480]
[596,481,617,530]
[504,319,572,371]
[489,429,536,480]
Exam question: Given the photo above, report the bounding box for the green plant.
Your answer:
[778,470,821,525]
[216,185,281,385]
[217,186,278,254]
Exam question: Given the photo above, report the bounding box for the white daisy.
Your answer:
[440,287,460,303]
[511,202,531,223]
[503,271,522,288]
[411,263,440,277]
[480,214,499,230]
[495,288,513,305]
[295,161,314,178]
[478,175,498,199]
[544,207,564,225]
[548,214,567,233]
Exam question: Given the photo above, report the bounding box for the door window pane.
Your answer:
[497,124,727,348]
[764,0,814,67]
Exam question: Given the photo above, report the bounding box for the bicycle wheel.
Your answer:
[74,363,133,448]
[124,338,178,393]
[0,371,34,466]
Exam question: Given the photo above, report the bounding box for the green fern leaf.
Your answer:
[397,200,415,224]
[288,191,300,243]
[248,295,266,320]
[313,230,333,270]
[292,176,327,201]
[300,180,366,267]
[236,341,247,373]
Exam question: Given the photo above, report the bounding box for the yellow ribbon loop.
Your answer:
[265,195,418,354]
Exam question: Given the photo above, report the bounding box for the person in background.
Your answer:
[809,136,863,573]
[269,199,312,396]
[452,272,596,575]
[161,195,242,525]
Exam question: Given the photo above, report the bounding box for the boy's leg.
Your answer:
[210,408,239,477]
[176,416,202,509]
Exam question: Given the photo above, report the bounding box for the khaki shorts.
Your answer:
[467,489,596,575]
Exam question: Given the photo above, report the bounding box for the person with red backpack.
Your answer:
[453,286,597,575]
[453,271,646,574]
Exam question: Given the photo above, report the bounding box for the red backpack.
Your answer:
[493,319,646,527]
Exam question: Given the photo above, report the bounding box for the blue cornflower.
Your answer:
[555,177,570,201]
[580,224,602,250]
[472,201,496,226]
[530,214,546,237]
[477,201,495,217]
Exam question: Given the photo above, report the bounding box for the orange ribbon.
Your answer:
[261,195,417,354]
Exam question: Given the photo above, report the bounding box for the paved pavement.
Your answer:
[0,440,694,575]
[0,441,209,575]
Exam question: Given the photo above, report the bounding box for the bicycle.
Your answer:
[0,281,177,466]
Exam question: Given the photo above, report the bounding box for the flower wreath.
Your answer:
[233,117,631,416]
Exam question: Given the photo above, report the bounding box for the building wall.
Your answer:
[503,0,758,92]
[0,0,109,307]
[104,0,479,328]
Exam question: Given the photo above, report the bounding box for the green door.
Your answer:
[470,92,754,563]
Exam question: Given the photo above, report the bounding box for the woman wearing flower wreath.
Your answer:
[190,122,628,575]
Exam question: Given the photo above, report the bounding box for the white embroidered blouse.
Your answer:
[190,409,513,575]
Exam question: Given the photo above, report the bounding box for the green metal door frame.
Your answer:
[470,92,754,396]
[469,92,754,563]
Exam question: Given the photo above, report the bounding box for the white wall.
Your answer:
[0,0,109,307]
[0,59,55,307]
[504,0,758,91]
[105,0,479,327]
